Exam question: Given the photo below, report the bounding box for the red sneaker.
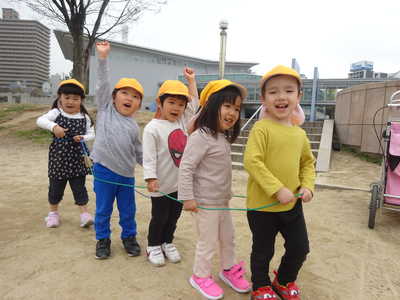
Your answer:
[272,270,301,300]
[250,286,278,299]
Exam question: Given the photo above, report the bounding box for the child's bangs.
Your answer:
[58,84,85,98]
[218,86,242,104]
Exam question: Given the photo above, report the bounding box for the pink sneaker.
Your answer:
[219,261,251,293]
[80,212,93,228]
[45,212,60,228]
[189,274,224,300]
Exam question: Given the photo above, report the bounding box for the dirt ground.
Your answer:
[1,108,400,300]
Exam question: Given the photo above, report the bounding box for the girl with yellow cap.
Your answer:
[178,80,251,299]
[37,79,95,229]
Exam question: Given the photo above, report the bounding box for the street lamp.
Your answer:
[219,20,228,79]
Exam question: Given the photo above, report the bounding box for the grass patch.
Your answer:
[0,104,45,123]
[341,145,382,165]
[13,128,52,144]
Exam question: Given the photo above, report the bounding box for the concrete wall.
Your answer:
[335,80,400,154]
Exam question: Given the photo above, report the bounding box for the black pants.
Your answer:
[147,192,183,246]
[48,176,89,206]
[247,200,309,290]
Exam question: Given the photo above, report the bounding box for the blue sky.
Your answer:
[2,0,400,79]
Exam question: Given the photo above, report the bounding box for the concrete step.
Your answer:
[301,127,323,134]
[307,133,322,141]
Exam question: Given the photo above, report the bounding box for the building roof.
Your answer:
[54,29,258,68]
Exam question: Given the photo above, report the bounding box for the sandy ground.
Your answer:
[1,109,400,300]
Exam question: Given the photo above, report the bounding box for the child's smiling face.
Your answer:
[59,93,82,114]
[158,96,187,122]
[261,75,301,125]
[218,96,241,131]
[113,87,142,116]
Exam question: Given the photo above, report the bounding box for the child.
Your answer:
[243,65,316,300]
[37,79,95,228]
[92,41,143,260]
[178,80,251,299]
[143,69,199,266]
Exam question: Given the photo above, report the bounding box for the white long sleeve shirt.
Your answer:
[143,97,199,197]
[36,108,95,141]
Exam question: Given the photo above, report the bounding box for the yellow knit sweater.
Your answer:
[243,119,315,212]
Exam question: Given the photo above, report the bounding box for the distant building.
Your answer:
[348,60,388,79]
[0,8,50,89]
[2,8,19,20]
[54,30,258,103]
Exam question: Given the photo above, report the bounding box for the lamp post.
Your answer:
[218,20,228,79]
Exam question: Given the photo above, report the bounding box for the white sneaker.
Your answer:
[146,246,165,267]
[162,243,181,263]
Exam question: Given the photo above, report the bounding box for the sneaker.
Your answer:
[147,245,165,266]
[189,275,224,300]
[272,270,301,300]
[95,238,111,259]
[161,242,181,263]
[79,212,93,228]
[122,236,141,257]
[250,286,278,299]
[219,261,251,293]
[45,212,60,228]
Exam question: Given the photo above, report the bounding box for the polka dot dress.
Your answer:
[48,113,88,180]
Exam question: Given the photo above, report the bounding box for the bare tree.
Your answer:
[18,0,166,89]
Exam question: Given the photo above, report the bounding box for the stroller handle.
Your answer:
[389,90,400,107]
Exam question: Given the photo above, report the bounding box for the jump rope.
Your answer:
[78,141,303,211]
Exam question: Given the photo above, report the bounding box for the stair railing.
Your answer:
[241,105,263,132]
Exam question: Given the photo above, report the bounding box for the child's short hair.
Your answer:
[194,85,242,144]
[159,94,189,106]
[260,65,302,96]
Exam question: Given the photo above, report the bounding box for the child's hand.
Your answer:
[53,125,68,138]
[146,179,159,192]
[73,135,83,142]
[183,199,198,212]
[183,67,195,82]
[275,187,295,204]
[299,187,313,202]
[96,41,110,59]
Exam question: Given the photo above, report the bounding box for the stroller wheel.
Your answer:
[368,184,380,229]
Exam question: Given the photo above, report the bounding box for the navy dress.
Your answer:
[48,112,88,180]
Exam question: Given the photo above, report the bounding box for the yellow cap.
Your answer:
[157,80,189,99]
[114,78,144,98]
[199,79,247,107]
[59,79,85,93]
[260,65,301,89]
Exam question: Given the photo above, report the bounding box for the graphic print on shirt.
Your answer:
[168,129,187,167]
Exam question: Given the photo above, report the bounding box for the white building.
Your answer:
[54,30,257,103]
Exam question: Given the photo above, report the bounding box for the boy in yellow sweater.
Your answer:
[243,65,315,300]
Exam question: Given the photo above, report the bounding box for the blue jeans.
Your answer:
[93,163,136,240]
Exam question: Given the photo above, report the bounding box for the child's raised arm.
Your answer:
[95,41,112,110]
[182,67,199,129]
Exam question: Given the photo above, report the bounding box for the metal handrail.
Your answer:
[389,90,400,107]
[241,105,263,131]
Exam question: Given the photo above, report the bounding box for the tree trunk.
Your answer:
[71,34,85,84]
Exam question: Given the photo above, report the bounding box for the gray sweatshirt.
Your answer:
[91,58,143,177]
[178,129,232,206]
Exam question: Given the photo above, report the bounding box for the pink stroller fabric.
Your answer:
[385,122,400,205]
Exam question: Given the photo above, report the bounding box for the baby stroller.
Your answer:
[368,90,400,229]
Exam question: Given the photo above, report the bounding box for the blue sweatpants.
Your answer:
[93,163,137,240]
